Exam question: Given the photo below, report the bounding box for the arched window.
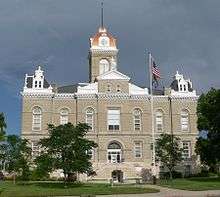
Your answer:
[181,110,189,131]
[155,110,163,132]
[133,109,141,131]
[32,106,42,131]
[86,107,94,131]
[99,59,110,75]
[108,142,122,163]
[60,108,69,125]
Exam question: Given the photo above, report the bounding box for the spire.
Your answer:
[101,1,104,28]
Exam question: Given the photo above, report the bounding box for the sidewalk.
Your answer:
[98,185,220,197]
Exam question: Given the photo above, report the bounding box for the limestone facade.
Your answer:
[21,26,199,181]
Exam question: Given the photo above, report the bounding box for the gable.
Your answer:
[96,70,130,81]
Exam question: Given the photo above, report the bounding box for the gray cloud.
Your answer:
[0,0,220,93]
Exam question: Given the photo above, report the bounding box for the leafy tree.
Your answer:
[35,123,98,182]
[0,113,6,141]
[5,135,32,183]
[196,88,220,172]
[155,134,183,180]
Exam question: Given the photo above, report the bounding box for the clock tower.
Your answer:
[88,27,118,82]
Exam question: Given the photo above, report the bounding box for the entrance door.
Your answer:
[112,170,123,183]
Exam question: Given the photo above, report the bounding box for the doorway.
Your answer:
[112,170,123,183]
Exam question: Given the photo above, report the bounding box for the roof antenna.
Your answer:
[101,1,104,28]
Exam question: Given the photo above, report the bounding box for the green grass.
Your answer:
[0,181,159,197]
[159,177,220,191]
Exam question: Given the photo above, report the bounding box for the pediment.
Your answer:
[97,70,130,81]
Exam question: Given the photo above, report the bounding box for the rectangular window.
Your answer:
[32,114,41,131]
[108,109,120,131]
[34,81,38,88]
[181,114,189,131]
[39,81,42,88]
[156,114,163,132]
[134,142,142,158]
[182,141,191,159]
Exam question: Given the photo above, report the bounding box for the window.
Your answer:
[60,108,69,125]
[182,141,191,159]
[86,149,94,159]
[34,81,38,88]
[39,81,42,88]
[107,84,111,92]
[86,107,94,131]
[108,142,122,163]
[133,109,141,131]
[181,110,189,131]
[117,85,121,92]
[108,109,120,131]
[134,142,142,158]
[31,141,40,157]
[155,110,163,132]
[99,59,110,75]
[32,106,42,131]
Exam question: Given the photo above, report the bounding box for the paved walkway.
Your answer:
[60,185,220,197]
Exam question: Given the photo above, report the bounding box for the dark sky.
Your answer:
[0,0,220,135]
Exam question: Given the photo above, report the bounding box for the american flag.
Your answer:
[151,58,161,79]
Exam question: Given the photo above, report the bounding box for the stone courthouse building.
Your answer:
[21,25,199,182]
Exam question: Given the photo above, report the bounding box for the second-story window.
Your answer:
[108,109,120,131]
[181,110,189,131]
[86,107,94,131]
[155,110,163,132]
[32,106,42,131]
[133,108,141,131]
[60,108,69,125]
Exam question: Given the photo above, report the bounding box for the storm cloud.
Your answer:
[0,0,220,134]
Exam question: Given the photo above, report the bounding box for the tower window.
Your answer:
[39,81,42,88]
[34,81,38,88]
[99,59,110,75]
[32,106,42,131]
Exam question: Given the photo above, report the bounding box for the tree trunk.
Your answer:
[13,173,16,184]
[169,169,173,184]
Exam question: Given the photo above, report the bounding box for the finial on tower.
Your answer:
[101,1,104,28]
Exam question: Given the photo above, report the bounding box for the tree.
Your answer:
[5,135,32,183]
[0,113,6,141]
[155,134,183,180]
[196,88,220,172]
[35,123,98,182]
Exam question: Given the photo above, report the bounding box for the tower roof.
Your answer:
[90,27,117,48]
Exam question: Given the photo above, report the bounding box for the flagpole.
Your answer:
[148,52,156,177]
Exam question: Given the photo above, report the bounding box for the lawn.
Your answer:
[159,177,220,191]
[0,181,159,197]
